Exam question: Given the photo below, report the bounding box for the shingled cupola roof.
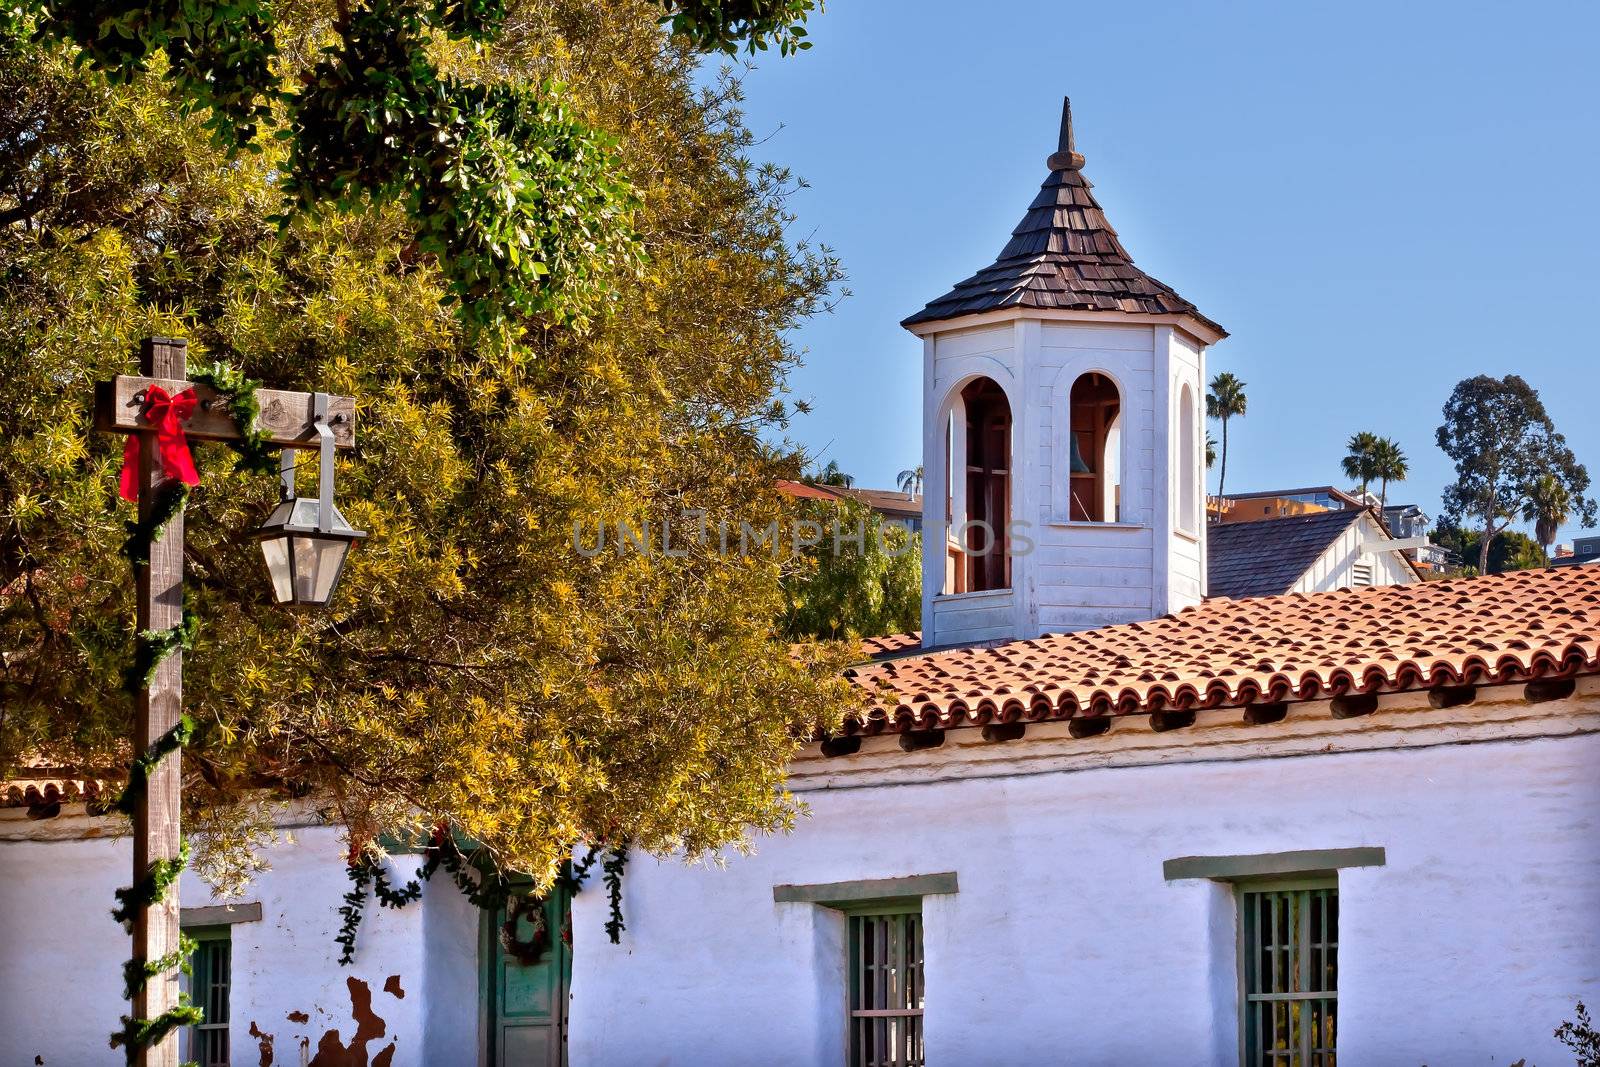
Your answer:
[903,98,1226,337]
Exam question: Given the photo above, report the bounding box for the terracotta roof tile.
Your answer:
[860,632,924,660]
[2,769,109,810]
[903,98,1224,337]
[843,566,1600,735]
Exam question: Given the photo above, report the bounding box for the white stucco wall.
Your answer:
[568,715,1600,1066]
[0,821,476,1067]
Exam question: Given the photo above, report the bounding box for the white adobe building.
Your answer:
[4,98,1600,1067]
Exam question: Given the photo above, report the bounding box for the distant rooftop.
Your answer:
[1207,509,1366,599]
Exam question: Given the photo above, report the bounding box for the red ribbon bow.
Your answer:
[119,386,201,502]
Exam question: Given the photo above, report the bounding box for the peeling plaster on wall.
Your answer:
[383,975,406,1000]
[287,1010,310,1024]
[307,977,391,1067]
[0,822,444,1065]
[247,1021,274,1066]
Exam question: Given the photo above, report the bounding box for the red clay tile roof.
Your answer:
[861,632,924,660]
[843,565,1600,735]
[776,479,845,501]
[903,98,1224,337]
[2,769,109,810]
[830,487,922,521]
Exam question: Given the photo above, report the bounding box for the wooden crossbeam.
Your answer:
[94,375,356,449]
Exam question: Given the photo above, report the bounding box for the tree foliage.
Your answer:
[1370,437,1407,509]
[1341,431,1380,498]
[1205,371,1246,501]
[782,496,920,641]
[1342,432,1407,508]
[0,0,857,889]
[16,0,819,329]
[1432,524,1546,575]
[1436,374,1595,575]
[1524,472,1572,555]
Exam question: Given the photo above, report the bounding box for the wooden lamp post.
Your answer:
[94,337,358,1066]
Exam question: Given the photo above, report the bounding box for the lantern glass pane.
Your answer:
[290,534,351,605]
[260,536,294,603]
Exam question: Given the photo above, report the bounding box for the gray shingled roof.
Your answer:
[903,98,1225,336]
[1207,510,1365,599]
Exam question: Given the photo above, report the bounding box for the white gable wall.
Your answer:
[1292,512,1418,593]
[569,688,1600,1066]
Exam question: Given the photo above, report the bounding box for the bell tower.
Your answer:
[904,98,1226,649]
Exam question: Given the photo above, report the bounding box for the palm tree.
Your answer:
[1370,437,1408,510]
[896,465,924,495]
[807,460,853,488]
[1205,432,1217,470]
[1340,432,1380,499]
[1523,473,1572,561]
[1205,372,1247,505]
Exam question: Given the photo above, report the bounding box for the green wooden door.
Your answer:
[482,887,571,1067]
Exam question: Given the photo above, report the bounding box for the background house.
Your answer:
[1207,507,1416,598]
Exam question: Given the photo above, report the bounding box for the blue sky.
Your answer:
[711,0,1600,541]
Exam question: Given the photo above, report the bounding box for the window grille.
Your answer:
[848,907,924,1067]
[1240,882,1337,1067]
[184,927,231,1067]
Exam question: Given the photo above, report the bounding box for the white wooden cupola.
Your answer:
[904,98,1227,648]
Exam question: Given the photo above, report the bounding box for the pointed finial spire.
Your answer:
[1047,95,1087,172]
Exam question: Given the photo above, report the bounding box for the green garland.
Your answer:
[121,483,189,568]
[601,846,629,944]
[112,838,191,926]
[123,932,197,999]
[122,614,200,698]
[333,833,623,966]
[188,360,279,477]
[109,474,203,1061]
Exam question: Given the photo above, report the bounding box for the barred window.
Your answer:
[183,926,231,1067]
[1240,881,1337,1066]
[847,906,924,1067]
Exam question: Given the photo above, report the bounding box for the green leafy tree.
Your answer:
[1437,375,1596,575]
[15,0,819,330]
[1341,431,1380,499]
[782,497,920,641]
[0,0,857,889]
[1524,472,1572,561]
[1371,436,1408,510]
[1433,524,1547,574]
[1205,371,1247,502]
[896,465,923,495]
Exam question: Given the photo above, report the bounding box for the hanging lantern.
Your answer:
[255,393,366,607]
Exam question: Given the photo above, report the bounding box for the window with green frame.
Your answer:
[845,902,924,1067]
[1238,879,1338,1067]
[182,925,231,1067]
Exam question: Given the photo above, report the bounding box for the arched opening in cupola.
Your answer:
[944,376,1012,593]
[1068,372,1122,522]
[1178,382,1198,534]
